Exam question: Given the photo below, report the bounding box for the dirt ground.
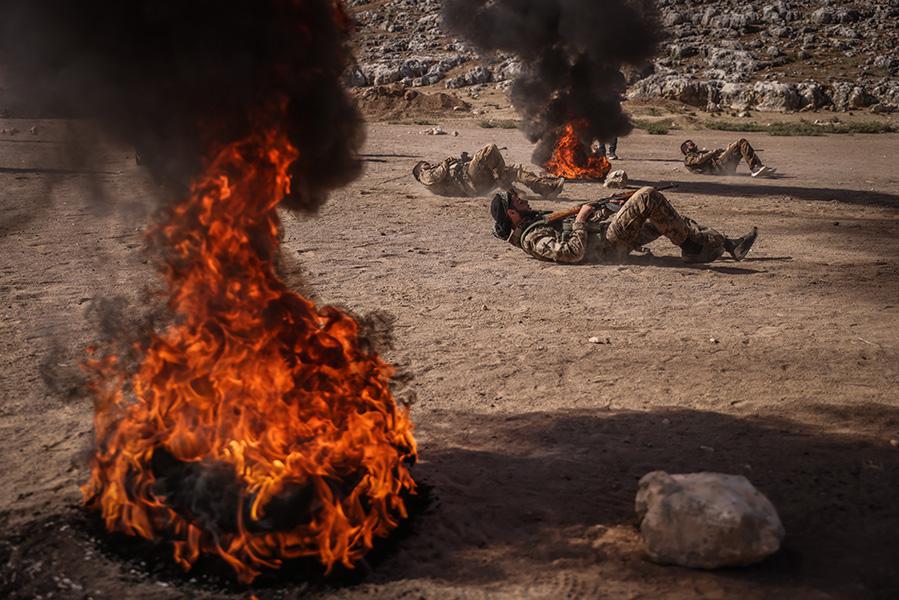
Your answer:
[1,118,898,599]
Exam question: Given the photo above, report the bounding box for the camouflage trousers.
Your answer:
[716,138,763,173]
[603,187,724,256]
[469,144,559,196]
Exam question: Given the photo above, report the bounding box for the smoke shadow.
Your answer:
[627,255,766,274]
[671,180,899,209]
[0,166,119,175]
[388,406,899,596]
[1,407,897,596]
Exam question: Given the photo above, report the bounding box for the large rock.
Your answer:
[635,471,785,569]
[753,81,803,111]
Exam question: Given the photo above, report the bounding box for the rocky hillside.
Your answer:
[346,0,899,113]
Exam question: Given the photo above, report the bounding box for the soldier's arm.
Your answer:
[521,223,588,263]
[417,160,451,186]
[684,151,718,169]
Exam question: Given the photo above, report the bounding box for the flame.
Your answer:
[82,128,417,583]
[543,120,611,180]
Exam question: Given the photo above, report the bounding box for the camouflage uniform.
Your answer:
[684,138,763,174]
[414,144,561,197]
[513,187,725,263]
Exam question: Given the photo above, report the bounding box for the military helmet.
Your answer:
[412,160,429,181]
[679,140,695,155]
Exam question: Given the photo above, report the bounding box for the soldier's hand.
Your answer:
[576,204,594,222]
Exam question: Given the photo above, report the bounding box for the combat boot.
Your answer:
[680,239,725,263]
[524,175,565,198]
[724,227,758,261]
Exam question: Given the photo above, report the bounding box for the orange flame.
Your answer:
[543,120,611,180]
[82,129,417,583]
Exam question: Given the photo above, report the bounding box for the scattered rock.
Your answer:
[604,169,628,189]
[636,471,785,569]
[347,0,899,113]
[422,126,447,135]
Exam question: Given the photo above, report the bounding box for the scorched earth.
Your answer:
[1,119,898,599]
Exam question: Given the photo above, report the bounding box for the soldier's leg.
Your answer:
[737,138,763,170]
[508,164,564,197]
[718,138,763,172]
[606,187,725,260]
[467,144,507,192]
[716,140,743,173]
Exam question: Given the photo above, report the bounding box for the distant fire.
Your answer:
[543,120,611,180]
[82,128,417,583]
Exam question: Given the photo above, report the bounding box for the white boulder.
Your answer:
[635,471,785,569]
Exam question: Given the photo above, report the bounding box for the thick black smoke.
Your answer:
[0,0,364,211]
[443,0,662,164]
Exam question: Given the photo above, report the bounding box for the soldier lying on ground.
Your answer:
[680,138,776,177]
[490,186,758,264]
[413,143,565,197]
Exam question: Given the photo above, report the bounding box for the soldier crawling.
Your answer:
[490,186,758,264]
[414,143,565,197]
[680,138,776,177]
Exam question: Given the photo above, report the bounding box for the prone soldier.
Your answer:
[490,186,758,264]
[414,143,565,197]
[681,138,776,177]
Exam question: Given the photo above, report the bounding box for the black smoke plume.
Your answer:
[442,0,662,164]
[0,0,364,211]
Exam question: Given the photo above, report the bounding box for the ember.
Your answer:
[82,125,417,582]
[544,121,611,180]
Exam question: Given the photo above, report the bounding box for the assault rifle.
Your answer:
[541,184,677,224]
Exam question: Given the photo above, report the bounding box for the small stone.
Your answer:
[481,304,488,311]
[603,169,628,189]
[889,438,898,448]
[709,337,719,343]
[636,471,784,568]
[589,336,601,344]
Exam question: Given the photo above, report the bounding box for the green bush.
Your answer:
[704,120,767,132]
[633,118,677,134]
[704,119,897,136]
[767,121,824,136]
[839,121,898,134]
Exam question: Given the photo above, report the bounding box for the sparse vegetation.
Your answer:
[767,121,825,136]
[633,119,678,135]
[837,121,898,134]
[705,120,768,133]
[478,119,519,129]
[705,119,897,136]
[645,122,670,135]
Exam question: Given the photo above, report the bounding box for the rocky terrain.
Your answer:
[345,0,899,113]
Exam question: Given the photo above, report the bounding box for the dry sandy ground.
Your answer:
[1,119,898,599]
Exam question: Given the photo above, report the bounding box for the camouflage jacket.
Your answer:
[513,216,618,263]
[683,148,724,173]
[415,157,476,196]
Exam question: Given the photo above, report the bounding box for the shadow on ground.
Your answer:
[671,179,899,208]
[402,406,899,596]
[2,406,897,598]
